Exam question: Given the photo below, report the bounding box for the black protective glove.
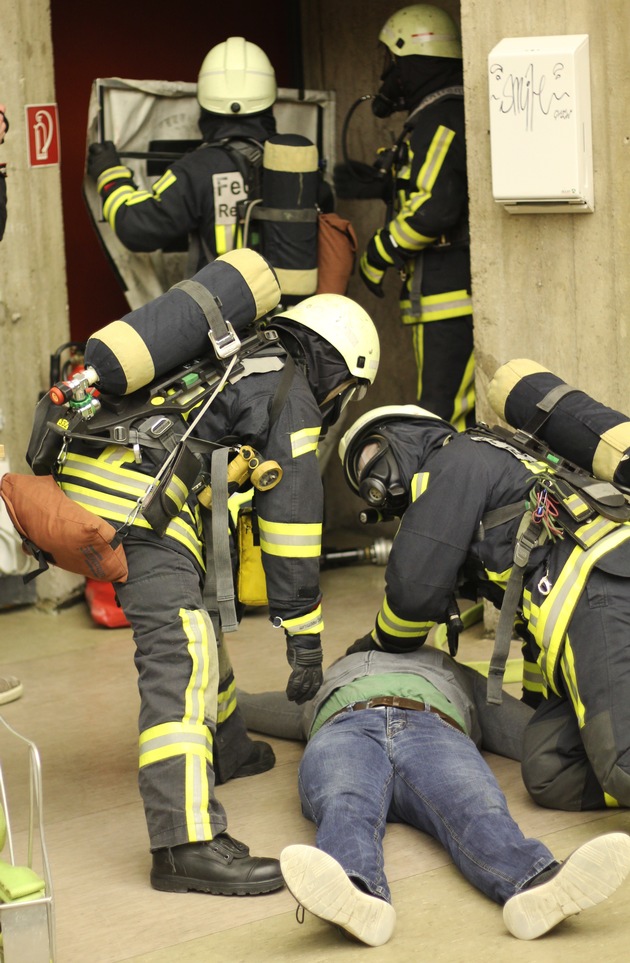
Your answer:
[285,635,323,704]
[359,227,405,299]
[345,631,380,656]
[87,141,123,184]
[333,161,387,201]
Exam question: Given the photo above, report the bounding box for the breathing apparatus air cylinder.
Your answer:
[83,249,281,395]
[246,133,319,303]
[488,358,630,491]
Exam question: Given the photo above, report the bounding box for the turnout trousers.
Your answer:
[115,530,228,850]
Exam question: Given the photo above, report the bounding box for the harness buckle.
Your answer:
[208,318,242,360]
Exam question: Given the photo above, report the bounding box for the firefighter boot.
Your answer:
[151,833,284,895]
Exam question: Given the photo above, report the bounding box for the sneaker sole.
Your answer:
[0,681,23,705]
[503,832,630,940]
[150,871,284,896]
[280,845,396,947]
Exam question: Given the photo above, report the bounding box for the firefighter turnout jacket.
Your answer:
[369,424,630,810]
[360,85,473,429]
[92,113,275,269]
[52,354,326,848]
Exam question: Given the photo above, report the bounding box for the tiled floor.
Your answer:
[1,562,629,962]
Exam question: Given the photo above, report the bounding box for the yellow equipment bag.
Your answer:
[236,508,268,607]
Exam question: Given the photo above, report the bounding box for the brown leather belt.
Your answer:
[324,695,465,734]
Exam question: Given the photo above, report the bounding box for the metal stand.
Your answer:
[0,716,55,963]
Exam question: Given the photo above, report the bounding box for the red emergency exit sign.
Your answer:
[25,104,60,167]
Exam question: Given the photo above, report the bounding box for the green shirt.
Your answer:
[310,671,467,738]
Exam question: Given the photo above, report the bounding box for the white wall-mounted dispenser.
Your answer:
[488,34,593,214]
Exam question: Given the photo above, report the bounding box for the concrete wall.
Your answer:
[0,0,69,474]
[462,0,630,419]
[0,0,75,604]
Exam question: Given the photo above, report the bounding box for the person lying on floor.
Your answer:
[238,645,630,947]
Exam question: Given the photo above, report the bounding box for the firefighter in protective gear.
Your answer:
[335,5,473,431]
[43,275,379,893]
[87,37,302,271]
[87,37,275,266]
[339,405,630,813]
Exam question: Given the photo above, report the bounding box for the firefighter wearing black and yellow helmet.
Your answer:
[31,251,379,894]
[339,402,630,814]
[335,5,473,430]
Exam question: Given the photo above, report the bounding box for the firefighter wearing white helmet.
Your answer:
[197,37,276,115]
[271,294,380,425]
[334,4,474,433]
[339,404,451,519]
[28,270,379,895]
[339,401,630,817]
[87,35,332,282]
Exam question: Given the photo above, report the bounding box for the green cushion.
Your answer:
[0,859,46,902]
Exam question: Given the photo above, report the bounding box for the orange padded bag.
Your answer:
[316,212,358,295]
[0,473,128,582]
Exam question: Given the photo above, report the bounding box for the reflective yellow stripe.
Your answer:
[376,595,434,639]
[126,190,155,207]
[523,660,545,694]
[373,232,396,266]
[411,471,430,501]
[390,126,454,250]
[604,792,620,808]
[217,676,237,725]
[103,184,136,226]
[215,223,238,255]
[560,637,586,727]
[282,604,324,635]
[258,518,322,558]
[574,515,619,547]
[449,350,475,433]
[58,450,204,566]
[95,165,133,193]
[139,722,213,767]
[359,252,384,284]
[138,606,217,840]
[401,288,473,322]
[290,426,320,458]
[181,608,215,726]
[532,525,630,691]
[152,170,177,194]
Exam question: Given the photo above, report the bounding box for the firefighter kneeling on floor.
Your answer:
[26,249,379,895]
[338,386,630,814]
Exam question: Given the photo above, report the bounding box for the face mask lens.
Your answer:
[357,441,382,480]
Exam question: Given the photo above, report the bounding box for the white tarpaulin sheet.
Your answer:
[84,78,337,310]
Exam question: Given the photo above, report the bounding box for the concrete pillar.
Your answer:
[0,0,76,605]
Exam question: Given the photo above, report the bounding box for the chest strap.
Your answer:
[486,510,548,705]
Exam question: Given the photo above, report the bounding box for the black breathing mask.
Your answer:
[371,50,406,118]
[356,434,409,516]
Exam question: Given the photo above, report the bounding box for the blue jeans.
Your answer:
[298,706,554,904]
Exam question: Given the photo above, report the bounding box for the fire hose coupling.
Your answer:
[49,365,101,419]
[197,445,283,509]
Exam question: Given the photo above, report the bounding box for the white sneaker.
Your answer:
[503,832,630,940]
[280,844,396,947]
[0,676,23,705]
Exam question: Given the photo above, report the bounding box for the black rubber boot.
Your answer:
[151,833,284,895]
